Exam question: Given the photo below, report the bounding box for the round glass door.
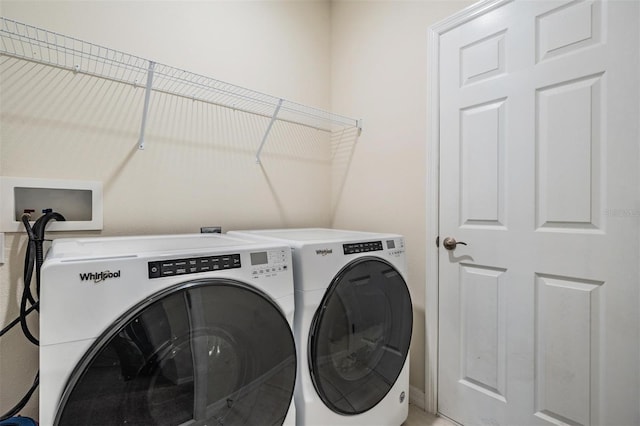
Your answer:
[56,279,296,426]
[308,257,412,415]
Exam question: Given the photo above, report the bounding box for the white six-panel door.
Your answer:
[436,1,639,425]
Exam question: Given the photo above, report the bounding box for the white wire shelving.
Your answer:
[0,17,362,161]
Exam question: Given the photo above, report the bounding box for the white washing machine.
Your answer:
[227,228,413,426]
[39,233,296,426]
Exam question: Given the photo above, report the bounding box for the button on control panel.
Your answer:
[343,240,383,255]
[148,254,241,279]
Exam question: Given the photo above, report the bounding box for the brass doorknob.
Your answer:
[443,237,467,251]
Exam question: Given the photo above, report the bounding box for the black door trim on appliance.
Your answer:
[54,278,296,426]
[308,256,413,415]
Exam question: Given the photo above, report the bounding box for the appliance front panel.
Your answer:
[41,246,293,346]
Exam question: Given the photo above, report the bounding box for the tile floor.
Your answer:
[403,404,456,426]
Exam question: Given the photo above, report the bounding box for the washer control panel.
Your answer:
[250,249,289,278]
[386,238,405,256]
[343,240,383,255]
[148,254,241,279]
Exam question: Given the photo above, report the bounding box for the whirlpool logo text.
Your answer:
[79,270,121,283]
[315,249,333,256]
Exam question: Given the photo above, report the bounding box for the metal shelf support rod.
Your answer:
[138,61,156,150]
[255,98,284,164]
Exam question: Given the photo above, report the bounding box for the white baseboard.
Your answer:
[409,385,426,411]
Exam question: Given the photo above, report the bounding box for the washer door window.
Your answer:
[309,257,413,415]
[56,279,296,426]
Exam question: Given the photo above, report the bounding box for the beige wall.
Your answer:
[0,1,333,419]
[330,0,474,403]
[0,0,475,420]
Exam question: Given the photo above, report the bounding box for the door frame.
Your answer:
[424,0,511,414]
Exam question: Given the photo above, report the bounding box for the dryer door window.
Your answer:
[55,279,296,426]
[308,257,413,415]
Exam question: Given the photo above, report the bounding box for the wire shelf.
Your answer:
[0,17,361,137]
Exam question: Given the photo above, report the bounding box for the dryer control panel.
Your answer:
[148,254,241,279]
[250,249,289,278]
[343,240,383,255]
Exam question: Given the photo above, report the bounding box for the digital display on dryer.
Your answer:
[250,251,268,266]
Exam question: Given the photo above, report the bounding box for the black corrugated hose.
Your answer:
[0,210,65,421]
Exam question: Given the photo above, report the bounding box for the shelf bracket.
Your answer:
[138,61,156,150]
[255,98,284,164]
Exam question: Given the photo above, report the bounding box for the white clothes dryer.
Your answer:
[39,234,296,426]
[228,228,413,426]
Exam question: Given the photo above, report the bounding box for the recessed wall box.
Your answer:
[1,177,103,232]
